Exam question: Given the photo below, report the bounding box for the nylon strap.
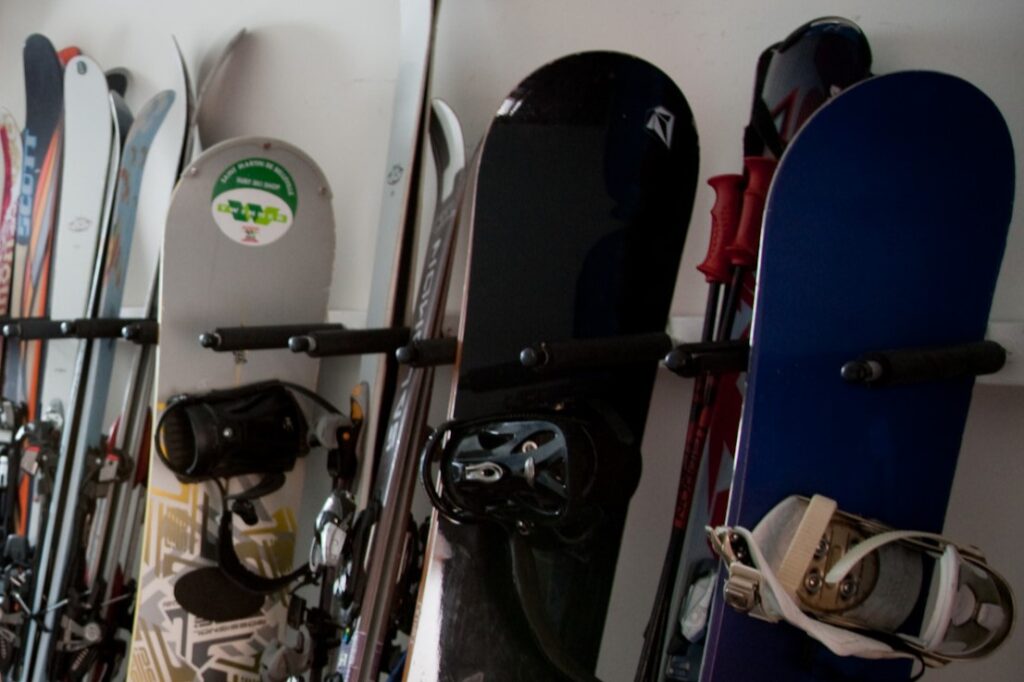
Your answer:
[777,494,836,596]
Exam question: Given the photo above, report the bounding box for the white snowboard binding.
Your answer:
[708,494,1014,667]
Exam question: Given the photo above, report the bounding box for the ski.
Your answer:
[352,0,439,511]
[638,18,873,681]
[335,97,465,682]
[0,108,23,540]
[3,34,64,549]
[34,38,190,679]
[192,28,247,154]
[24,35,190,677]
[280,3,440,678]
[17,85,176,679]
[20,52,118,605]
[0,107,24,676]
[0,33,67,679]
[15,36,64,422]
[81,34,257,678]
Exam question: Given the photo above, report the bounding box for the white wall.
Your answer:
[0,1,1021,680]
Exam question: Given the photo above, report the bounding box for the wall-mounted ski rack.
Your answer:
[198,323,345,352]
[663,339,749,377]
[1,319,64,339]
[515,334,1007,386]
[121,320,159,344]
[197,322,457,368]
[395,337,457,367]
[287,327,410,358]
[516,333,749,378]
[1,317,157,345]
[519,332,673,373]
[841,340,1006,387]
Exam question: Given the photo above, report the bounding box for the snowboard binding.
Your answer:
[155,380,311,481]
[419,409,642,682]
[420,410,640,546]
[155,380,361,621]
[709,495,1015,668]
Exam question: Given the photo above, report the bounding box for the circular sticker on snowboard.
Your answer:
[211,158,297,246]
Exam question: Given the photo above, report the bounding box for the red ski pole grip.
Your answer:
[696,174,744,284]
[727,156,777,268]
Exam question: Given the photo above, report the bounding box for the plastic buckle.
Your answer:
[723,562,762,613]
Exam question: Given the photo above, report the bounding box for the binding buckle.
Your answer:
[723,563,762,614]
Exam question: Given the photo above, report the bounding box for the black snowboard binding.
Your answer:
[155,380,359,622]
[420,407,641,682]
[420,410,640,548]
[156,380,311,481]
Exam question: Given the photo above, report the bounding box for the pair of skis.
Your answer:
[0,29,242,679]
[0,35,123,678]
[253,2,468,680]
[636,17,873,682]
[12,35,189,681]
[308,2,469,680]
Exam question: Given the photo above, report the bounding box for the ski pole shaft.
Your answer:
[636,172,745,681]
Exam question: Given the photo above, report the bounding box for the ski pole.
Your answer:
[635,172,742,680]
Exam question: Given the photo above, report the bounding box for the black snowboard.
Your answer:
[408,51,698,681]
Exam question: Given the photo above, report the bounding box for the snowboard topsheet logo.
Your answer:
[211,157,297,246]
[645,106,675,148]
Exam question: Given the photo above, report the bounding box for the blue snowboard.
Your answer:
[701,71,1014,681]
